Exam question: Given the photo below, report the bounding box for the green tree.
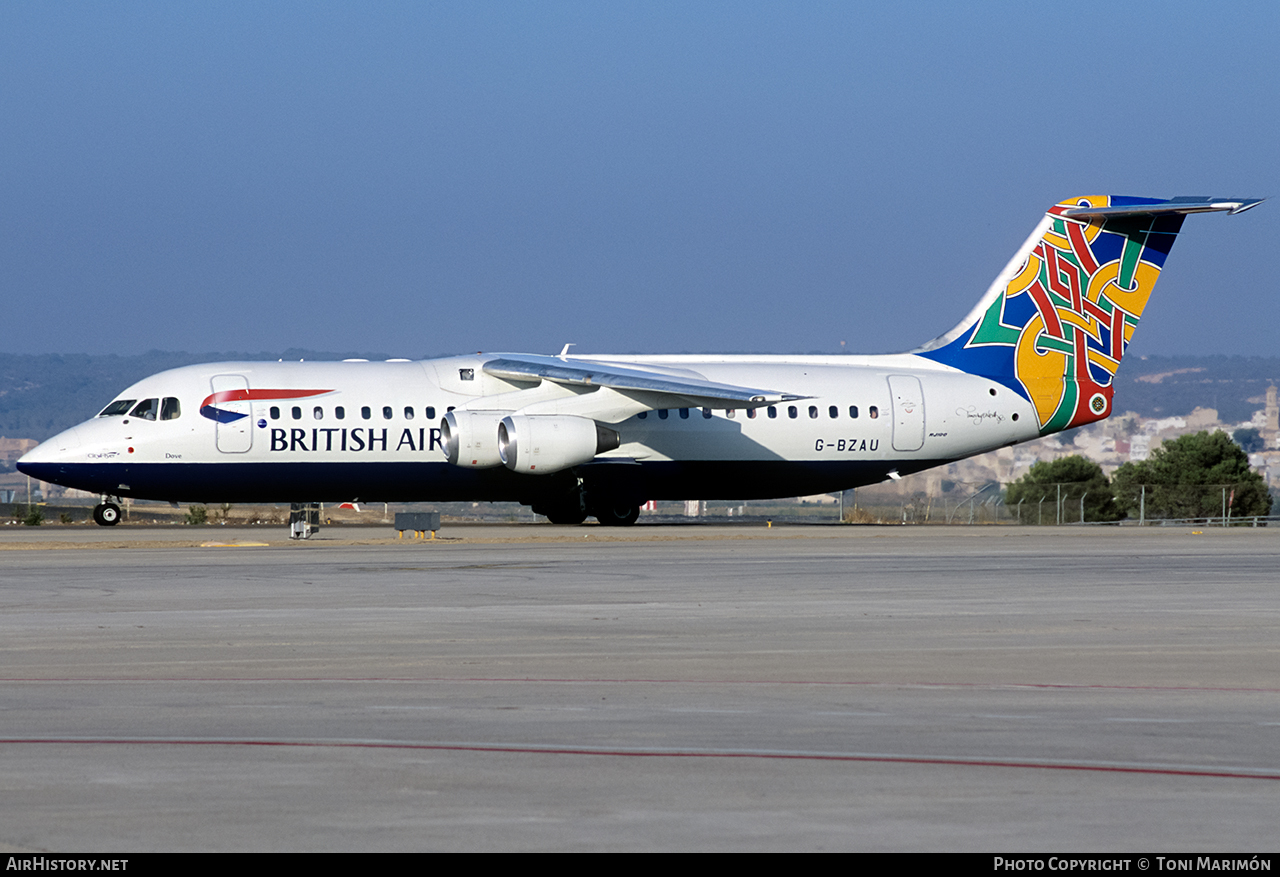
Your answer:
[1005,455,1119,523]
[1112,431,1272,521]
[1233,427,1265,453]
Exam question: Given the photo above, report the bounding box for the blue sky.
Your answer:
[3,2,1277,358]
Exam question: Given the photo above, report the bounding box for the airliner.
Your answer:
[18,195,1261,528]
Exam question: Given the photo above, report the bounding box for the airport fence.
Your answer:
[844,481,1277,527]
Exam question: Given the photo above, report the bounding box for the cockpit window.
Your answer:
[98,399,136,417]
[160,398,182,421]
[129,398,159,421]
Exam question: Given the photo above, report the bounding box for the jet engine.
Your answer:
[441,410,508,468]
[498,415,621,475]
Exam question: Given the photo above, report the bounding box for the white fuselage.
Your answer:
[19,353,1041,506]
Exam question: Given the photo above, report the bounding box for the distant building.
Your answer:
[0,437,37,465]
[1184,407,1220,429]
[1264,385,1280,449]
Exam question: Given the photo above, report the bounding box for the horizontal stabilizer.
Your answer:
[1058,196,1264,219]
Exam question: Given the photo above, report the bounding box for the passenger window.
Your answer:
[99,399,136,417]
[768,406,777,419]
[702,408,712,419]
[361,406,372,420]
[869,406,879,419]
[637,411,648,420]
[679,408,689,419]
[161,398,181,421]
[658,410,669,420]
[270,406,280,420]
[383,406,393,420]
[129,399,159,421]
[747,408,756,419]
[335,407,345,420]
[727,409,736,419]
[426,406,436,420]
[828,406,838,419]
[292,406,302,420]
[809,406,818,419]
[788,406,797,419]
[404,407,415,420]
[849,406,859,419]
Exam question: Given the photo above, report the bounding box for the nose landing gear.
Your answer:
[92,498,122,526]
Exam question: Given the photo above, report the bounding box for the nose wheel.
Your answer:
[92,501,122,526]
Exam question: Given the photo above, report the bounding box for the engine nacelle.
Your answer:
[498,415,621,475]
[441,410,507,468]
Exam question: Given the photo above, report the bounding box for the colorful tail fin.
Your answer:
[914,195,1261,435]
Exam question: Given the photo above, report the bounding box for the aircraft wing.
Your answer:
[482,354,806,409]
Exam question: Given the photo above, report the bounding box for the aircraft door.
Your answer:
[211,374,253,453]
[888,375,925,452]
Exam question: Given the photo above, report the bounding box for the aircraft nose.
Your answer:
[17,422,125,496]
[16,426,82,468]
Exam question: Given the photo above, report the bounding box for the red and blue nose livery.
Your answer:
[199,389,334,423]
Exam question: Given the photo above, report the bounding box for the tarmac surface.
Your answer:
[1,522,1278,851]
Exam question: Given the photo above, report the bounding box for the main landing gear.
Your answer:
[589,500,640,527]
[92,497,122,526]
[541,503,589,526]
[531,486,589,525]
[531,483,641,527]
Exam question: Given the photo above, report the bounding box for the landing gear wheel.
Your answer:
[593,502,640,527]
[93,502,121,527]
[533,485,589,525]
[544,507,589,526]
